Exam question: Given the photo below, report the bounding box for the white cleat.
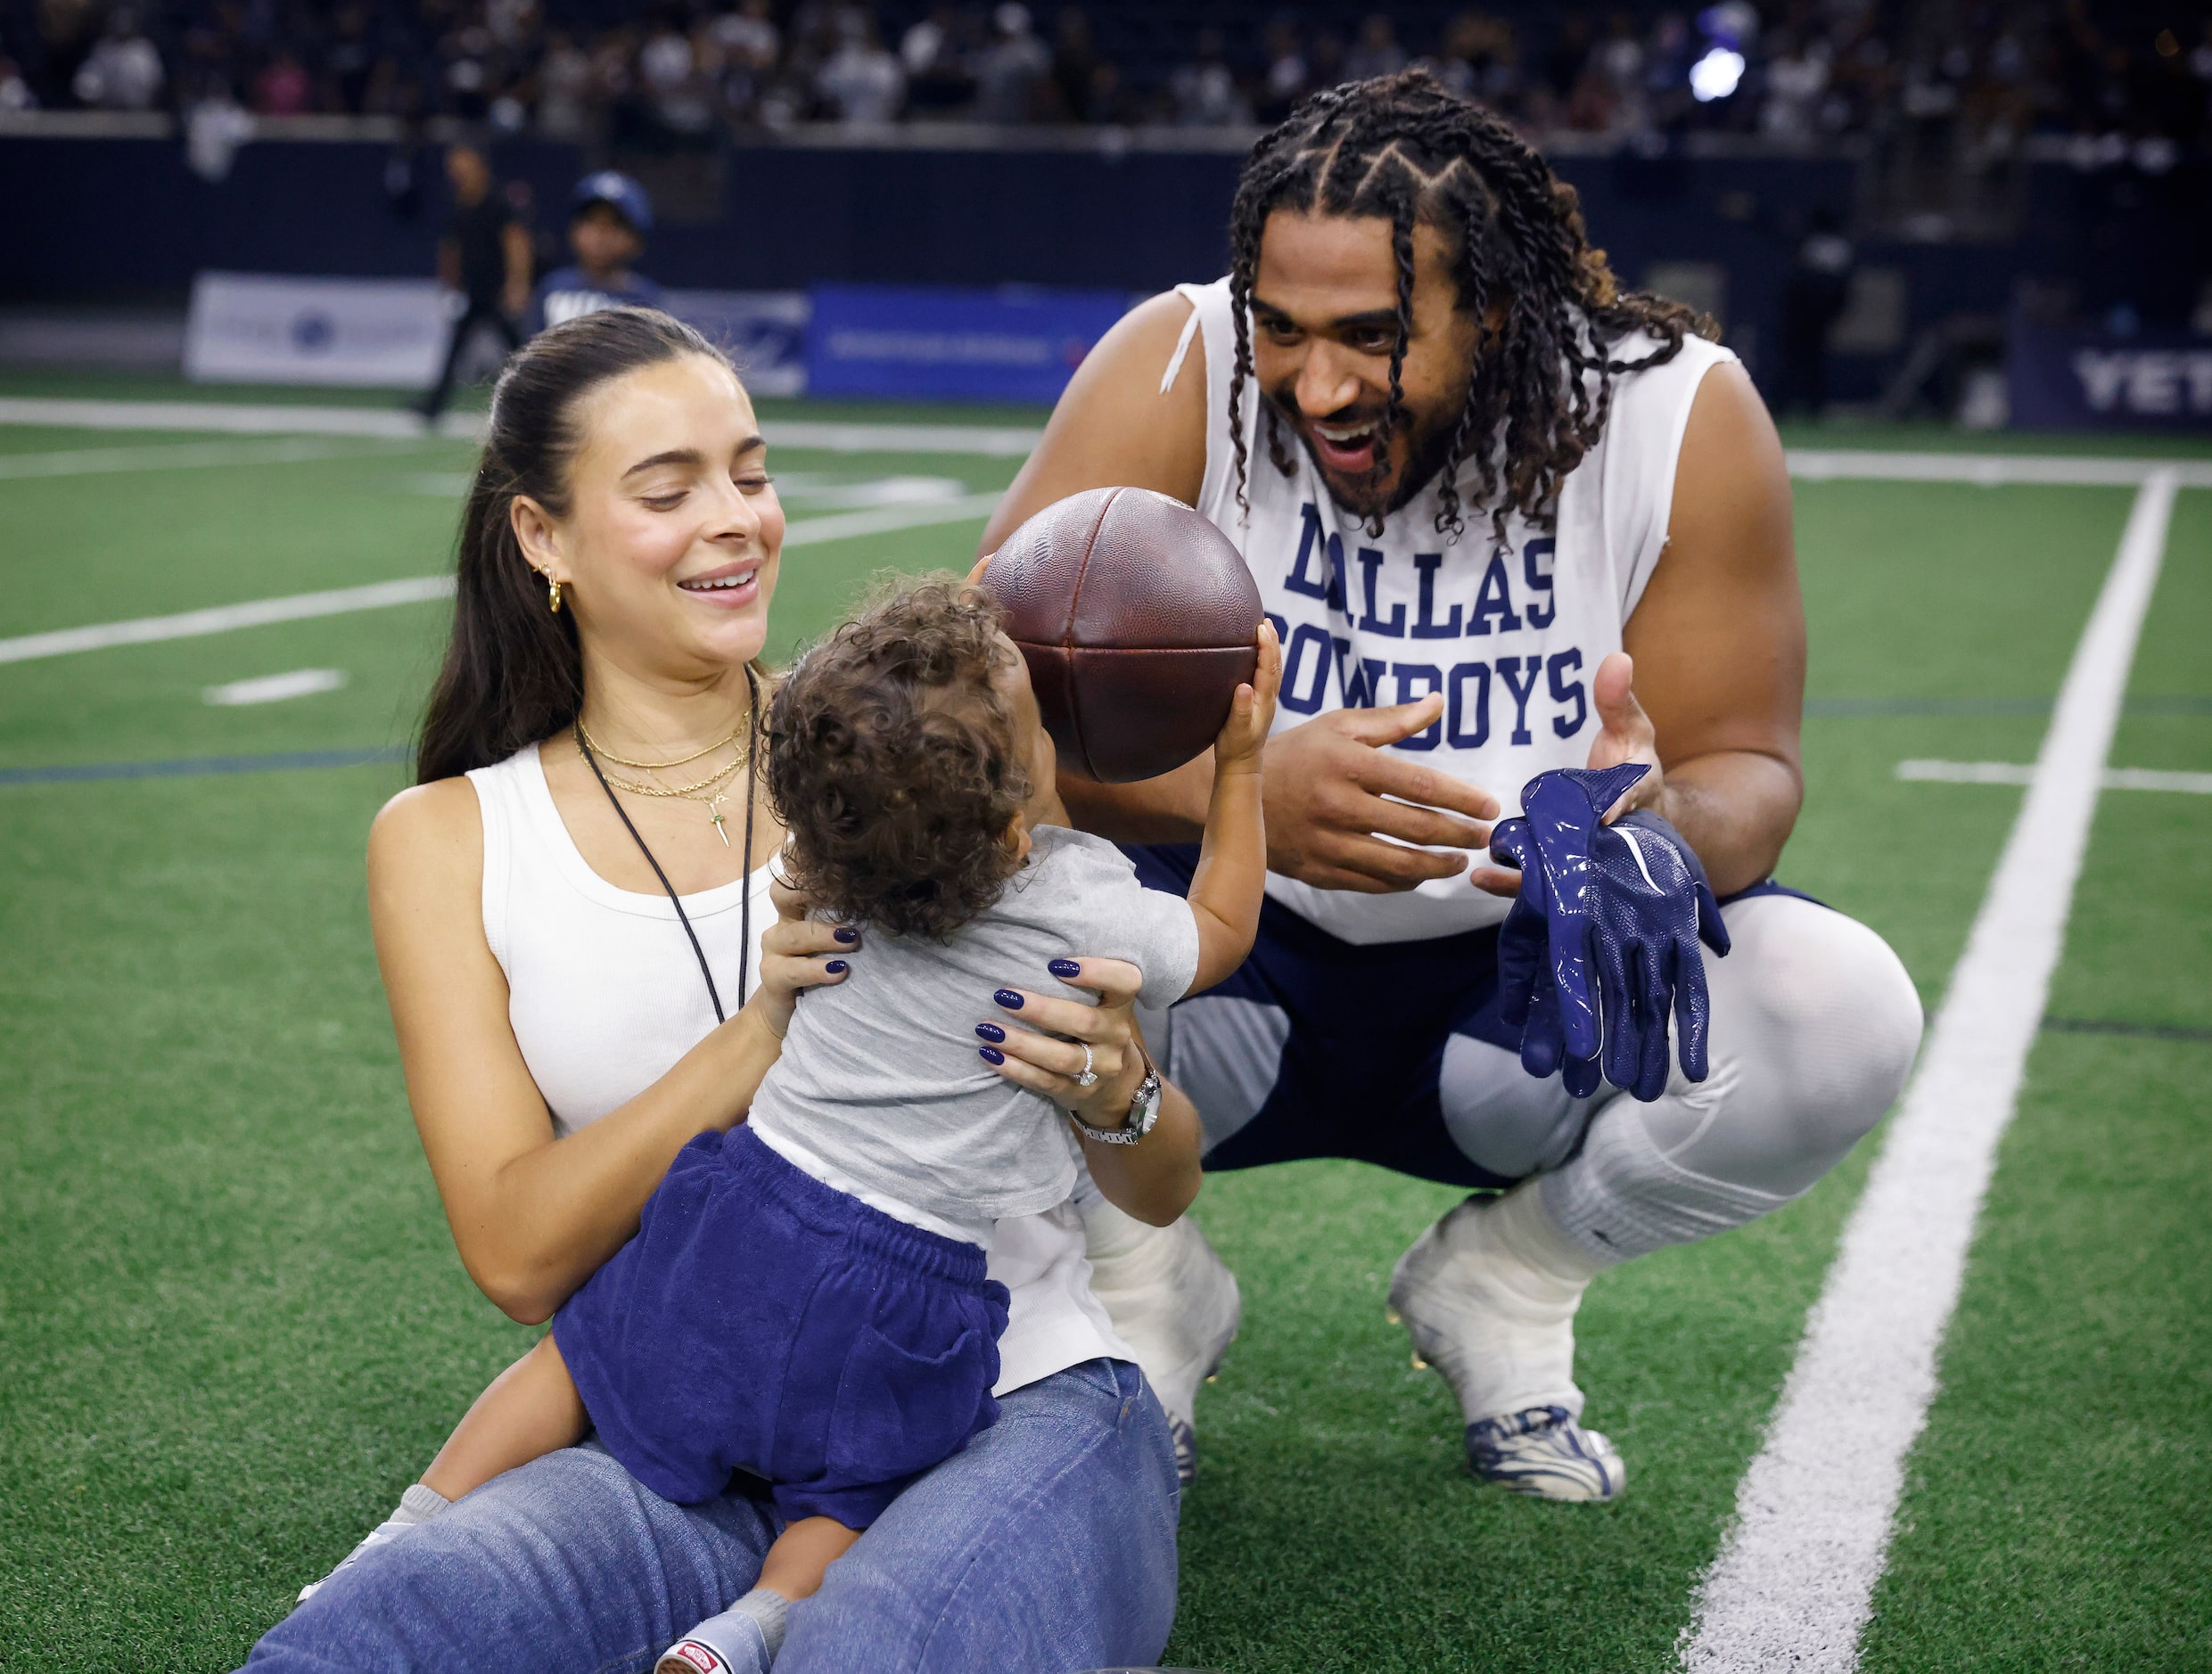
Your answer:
[1082,1199,1240,1486]
[1387,1186,1625,1502]
[1465,1405,1625,1501]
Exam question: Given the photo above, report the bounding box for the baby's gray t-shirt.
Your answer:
[748,825,1201,1227]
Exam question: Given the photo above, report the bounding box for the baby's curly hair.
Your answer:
[766,582,1033,940]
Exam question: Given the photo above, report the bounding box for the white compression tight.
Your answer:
[1531,893,1925,1263]
[1155,892,1925,1265]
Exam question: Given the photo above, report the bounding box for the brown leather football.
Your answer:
[981,487,1262,784]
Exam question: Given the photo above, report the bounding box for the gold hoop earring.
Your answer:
[547,574,563,614]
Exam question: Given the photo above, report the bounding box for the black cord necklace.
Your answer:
[574,665,757,1024]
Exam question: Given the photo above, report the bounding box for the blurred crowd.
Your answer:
[4,0,2208,162]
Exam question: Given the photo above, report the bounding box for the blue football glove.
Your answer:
[1490,766,1729,1103]
[1489,763,1649,1096]
[1590,809,1731,1100]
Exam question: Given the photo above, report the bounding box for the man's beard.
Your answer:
[1265,388,1462,523]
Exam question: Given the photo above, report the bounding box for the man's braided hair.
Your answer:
[1227,70,1718,543]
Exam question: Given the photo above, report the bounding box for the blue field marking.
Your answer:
[0,747,407,785]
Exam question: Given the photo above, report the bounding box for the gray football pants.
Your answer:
[1141,890,1926,1262]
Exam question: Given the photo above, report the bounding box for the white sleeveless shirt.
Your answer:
[465,742,1130,1394]
[1170,276,1736,946]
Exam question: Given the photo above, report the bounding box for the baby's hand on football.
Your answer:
[749,874,857,1038]
[1213,620,1282,772]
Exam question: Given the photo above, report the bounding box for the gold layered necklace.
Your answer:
[574,716,752,848]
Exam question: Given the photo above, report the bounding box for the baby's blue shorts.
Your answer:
[553,1123,1011,1527]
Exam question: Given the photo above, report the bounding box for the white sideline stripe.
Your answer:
[0,398,1043,456]
[1898,758,2212,794]
[0,577,456,665]
[1785,449,2212,488]
[1681,469,2180,1674]
[0,437,382,479]
[10,398,2207,482]
[0,397,484,439]
[0,495,1002,666]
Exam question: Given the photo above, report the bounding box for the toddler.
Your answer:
[311,582,1279,1674]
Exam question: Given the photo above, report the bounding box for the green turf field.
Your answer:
[2,375,2207,1671]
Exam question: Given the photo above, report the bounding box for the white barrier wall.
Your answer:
[185,272,448,387]
[184,273,813,394]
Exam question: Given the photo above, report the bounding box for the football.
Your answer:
[980,487,1263,784]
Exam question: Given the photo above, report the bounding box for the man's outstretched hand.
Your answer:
[1262,693,1501,894]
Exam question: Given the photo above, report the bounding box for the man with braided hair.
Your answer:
[982,70,1923,1502]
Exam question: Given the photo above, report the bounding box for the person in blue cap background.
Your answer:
[530,171,663,333]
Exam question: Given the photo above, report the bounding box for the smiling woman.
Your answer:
[239,308,1190,1673]
[415,309,780,791]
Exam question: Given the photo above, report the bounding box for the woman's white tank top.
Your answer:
[463,742,1128,1392]
[469,742,775,1137]
[1170,276,1737,946]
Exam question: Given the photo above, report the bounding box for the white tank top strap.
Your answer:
[1159,290,1203,395]
[1170,278,1250,529]
[469,744,520,973]
[1594,332,1736,620]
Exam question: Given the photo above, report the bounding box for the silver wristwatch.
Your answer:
[1074,1055,1163,1146]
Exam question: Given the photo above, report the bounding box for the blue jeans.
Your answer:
[242,1359,1178,1674]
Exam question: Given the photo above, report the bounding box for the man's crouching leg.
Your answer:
[1398,891,1924,1501]
[1081,1191,1241,1488]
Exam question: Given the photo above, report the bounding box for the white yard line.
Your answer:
[0,577,456,665]
[2101,766,2212,793]
[10,398,2207,482]
[204,668,349,706]
[0,397,1044,456]
[1897,759,2212,793]
[779,490,1002,545]
[1785,449,2212,488]
[1681,469,2182,1674]
[0,495,1003,666]
[0,437,400,479]
[0,397,482,439]
[764,421,1041,456]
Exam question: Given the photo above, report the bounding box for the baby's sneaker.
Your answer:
[296,1482,449,1604]
[658,1617,769,1674]
[658,1588,789,1674]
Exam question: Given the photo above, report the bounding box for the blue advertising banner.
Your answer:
[806,284,1131,403]
[2009,317,2212,431]
[664,290,810,398]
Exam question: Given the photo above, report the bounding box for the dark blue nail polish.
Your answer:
[975,1022,1006,1043]
[825,960,847,974]
[978,1046,1005,1064]
[834,927,858,944]
[1048,958,1082,980]
[993,989,1024,1010]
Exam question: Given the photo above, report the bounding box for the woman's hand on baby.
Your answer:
[974,956,1147,1123]
[750,876,857,1038]
[1212,620,1283,772]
